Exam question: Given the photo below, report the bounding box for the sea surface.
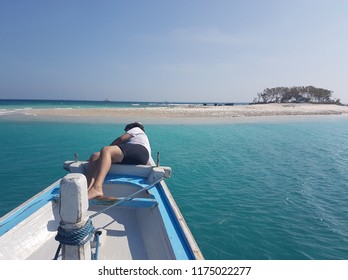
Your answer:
[1,100,348,260]
[0,99,245,113]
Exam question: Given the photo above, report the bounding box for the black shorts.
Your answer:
[118,144,149,165]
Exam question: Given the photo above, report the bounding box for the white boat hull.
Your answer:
[0,162,203,260]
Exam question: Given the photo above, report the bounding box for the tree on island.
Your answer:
[253,86,341,105]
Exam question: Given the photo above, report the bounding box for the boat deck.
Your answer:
[0,163,203,260]
[28,207,173,260]
[25,181,175,260]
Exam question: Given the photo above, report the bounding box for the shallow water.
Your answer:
[1,116,348,260]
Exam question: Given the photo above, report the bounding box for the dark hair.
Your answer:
[124,122,145,132]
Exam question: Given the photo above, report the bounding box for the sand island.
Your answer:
[12,103,348,124]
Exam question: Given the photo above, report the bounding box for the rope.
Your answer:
[92,231,101,260]
[55,218,95,246]
[53,244,62,260]
[54,218,95,260]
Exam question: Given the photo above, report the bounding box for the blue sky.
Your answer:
[1,0,347,103]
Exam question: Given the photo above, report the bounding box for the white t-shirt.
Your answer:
[126,127,151,156]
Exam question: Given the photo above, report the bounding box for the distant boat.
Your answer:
[0,157,203,260]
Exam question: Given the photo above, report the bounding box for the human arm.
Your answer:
[109,133,133,146]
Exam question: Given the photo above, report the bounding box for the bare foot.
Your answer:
[88,185,104,200]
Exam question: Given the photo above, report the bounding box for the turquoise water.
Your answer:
[1,108,348,259]
[0,99,168,109]
[0,99,242,111]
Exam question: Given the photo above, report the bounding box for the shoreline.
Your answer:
[1,103,348,124]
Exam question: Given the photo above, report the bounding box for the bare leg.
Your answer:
[86,152,100,188]
[88,146,124,199]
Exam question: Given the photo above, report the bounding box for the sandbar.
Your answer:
[2,103,348,124]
